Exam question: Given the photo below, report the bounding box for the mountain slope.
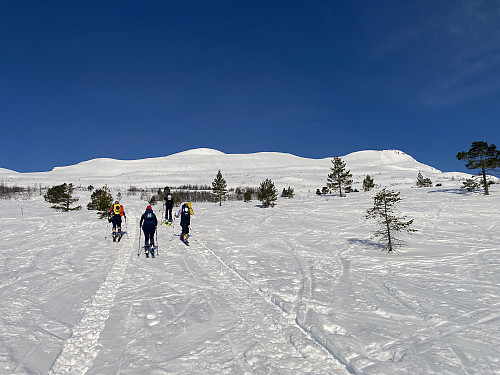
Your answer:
[0,148,472,190]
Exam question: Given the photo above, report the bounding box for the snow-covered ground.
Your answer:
[1,149,499,374]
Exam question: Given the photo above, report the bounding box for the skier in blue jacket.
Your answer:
[140,205,158,254]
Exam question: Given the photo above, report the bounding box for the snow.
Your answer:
[1,149,499,374]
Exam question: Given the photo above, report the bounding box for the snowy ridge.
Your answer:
[0,148,475,190]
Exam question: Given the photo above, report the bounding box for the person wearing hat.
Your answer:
[175,202,192,244]
[108,200,126,242]
[140,205,158,256]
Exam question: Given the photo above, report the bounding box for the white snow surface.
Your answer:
[1,149,499,374]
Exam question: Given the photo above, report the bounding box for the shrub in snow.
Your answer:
[416,172,433,187]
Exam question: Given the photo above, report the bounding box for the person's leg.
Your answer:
[112,217,118,241]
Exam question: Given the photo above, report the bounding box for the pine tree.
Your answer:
[461,178,482,193]
[211,170,228,206]
[416,172,433,188]
[281,186,294,198]
[457,141,500,195]
[362,175,375,191]
[327,157,353,197]
[243,189,252,202]
[365,189,417,253]
[87,185,114,218]
[258,178,278,208]
[44,183,82,212]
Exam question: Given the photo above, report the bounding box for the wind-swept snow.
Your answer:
[0,149,499,374]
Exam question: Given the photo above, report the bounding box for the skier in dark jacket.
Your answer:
[175,203,192,243]
[163,192,174,223]
[140,205,158,253]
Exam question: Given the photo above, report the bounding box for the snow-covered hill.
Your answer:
[1,149,499,374]
[0,148,474,190]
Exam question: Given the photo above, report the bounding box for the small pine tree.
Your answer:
[416,172,433,187]
[211,170,228,206]
[365,189,417,253]
[327,157,353,197]
[281,186,294,198]
[362,175,375,191]
[461,178,482,192]
[457,141,500,195]
[243,189,252,202]
[87,185,114,218]
[44,183,82,212]
[258,178,278,208]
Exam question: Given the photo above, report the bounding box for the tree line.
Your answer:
[30,140,500,253]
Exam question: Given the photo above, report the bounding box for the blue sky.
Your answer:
[1,1,499,173]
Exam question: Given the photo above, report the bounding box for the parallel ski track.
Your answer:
[189,234,356,375]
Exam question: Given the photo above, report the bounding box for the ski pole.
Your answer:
[155,228,159,256]
[137,226,142,257]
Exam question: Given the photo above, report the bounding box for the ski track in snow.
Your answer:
[1,184,500,375]
[189,235,352,374]
[49,219,136,374]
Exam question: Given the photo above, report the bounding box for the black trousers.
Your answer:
[143,226,155,246]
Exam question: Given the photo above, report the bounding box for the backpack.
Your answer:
[144,210,155,225]
[181,205,190,220]
[113,204,121,215]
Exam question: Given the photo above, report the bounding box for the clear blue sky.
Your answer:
[1,1,499,173]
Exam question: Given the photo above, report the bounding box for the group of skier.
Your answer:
[107,192,193,256]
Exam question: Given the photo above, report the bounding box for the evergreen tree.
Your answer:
[457,141,500,195]
[366,189,417,253]
[362,175,375,191]
[416,172,433,188]
[243,189,252,202]
[258,178,278,208]
[87,185,114,218]
[211,170,228,206]
[461,178,482,193]
[281,186,294,198]
[327,157,353,197]
[44,183,82,212]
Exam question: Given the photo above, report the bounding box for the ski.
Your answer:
[179,235,189,246]
[111,231,127,242]
[143,245,158,258]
